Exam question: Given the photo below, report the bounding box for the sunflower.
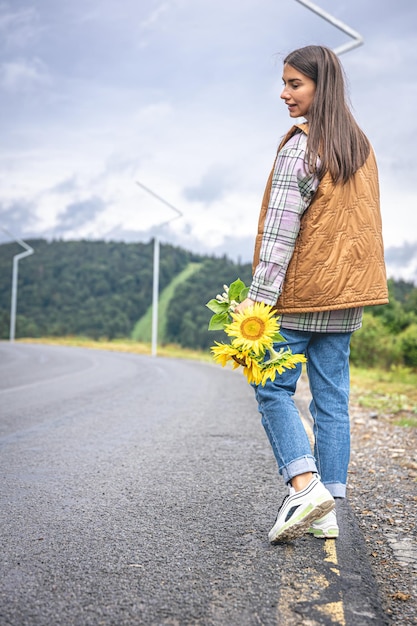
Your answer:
[210,341,265,384]
[210,342,257,370]
[259,352,307,386]
[211,342,240,369]
[225,302,280,356]
[242,358,264,385]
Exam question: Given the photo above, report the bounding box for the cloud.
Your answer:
[385,242,417,283]
[386,242,417,266]
[0,200,39,238]
[56,197,107,233]
[0,0,416,284]
[182,165,235,204]
[210,234,255,264]
[50,176,79,195]
[140,2,171,30]
[0,57,50,92]
[101,220,256,265]
[0,3,42,50]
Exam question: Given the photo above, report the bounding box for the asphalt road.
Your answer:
[0,343,387,626]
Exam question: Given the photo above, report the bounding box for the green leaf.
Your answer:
[208,311,230,331]
[228,278,247,302]
[206,299,229,314]
[238,286,249,302]
[272,332,285,343]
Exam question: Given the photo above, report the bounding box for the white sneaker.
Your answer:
[308,510,339,538]
[268,475,335,543]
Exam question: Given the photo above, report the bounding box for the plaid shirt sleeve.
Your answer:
[248,132,319,305]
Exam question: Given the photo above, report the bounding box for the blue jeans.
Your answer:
[254,328,352,498]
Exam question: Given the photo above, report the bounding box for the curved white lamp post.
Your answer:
[135,182,182,356]
[295,0,364,55]
[1,227,34,342]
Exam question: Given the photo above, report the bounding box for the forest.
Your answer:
[0,239,199,340]
[1,238,417,368]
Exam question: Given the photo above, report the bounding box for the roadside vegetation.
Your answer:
[350,365,417,426]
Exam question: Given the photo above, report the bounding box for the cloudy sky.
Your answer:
[1,0,416,281]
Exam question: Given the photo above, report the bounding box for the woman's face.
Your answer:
[280,63,316,119]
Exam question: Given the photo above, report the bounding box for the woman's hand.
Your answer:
[233,297,256,315]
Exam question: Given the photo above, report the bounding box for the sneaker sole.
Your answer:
[308,528,339,539]
[269,499,335,544]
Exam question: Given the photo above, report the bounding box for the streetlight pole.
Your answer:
[151,233,160,357]
[295,0,364,55]
[1,227,34,342]
[135,181,182,356]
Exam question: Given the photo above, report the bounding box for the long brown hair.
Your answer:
[284,45,370,184]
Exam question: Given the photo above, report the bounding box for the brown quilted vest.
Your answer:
[253,124,389,313]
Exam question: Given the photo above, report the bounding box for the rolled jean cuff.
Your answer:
[323,482,346,498]
[281,455,317,484]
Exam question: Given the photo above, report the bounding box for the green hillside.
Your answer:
[0,239,200,340]
[132,262,202,343]
[0,239,253,349]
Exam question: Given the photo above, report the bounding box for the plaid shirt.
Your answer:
[248,130,363,333]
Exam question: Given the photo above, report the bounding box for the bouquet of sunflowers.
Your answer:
[206,279,306,386]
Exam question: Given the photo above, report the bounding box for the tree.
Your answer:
[399,324,417,368]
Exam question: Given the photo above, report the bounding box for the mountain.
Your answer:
[0,239,251,347]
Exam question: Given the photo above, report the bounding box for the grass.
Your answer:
[393,416,417,428]
[131,262,202,343]
[350,364,417,422]
[17,336,212,363]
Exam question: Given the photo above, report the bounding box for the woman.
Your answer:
[235,45,388,543]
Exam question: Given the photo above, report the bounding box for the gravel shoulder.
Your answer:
[348,402,417,625]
